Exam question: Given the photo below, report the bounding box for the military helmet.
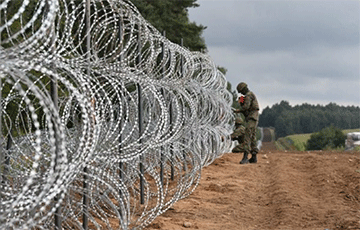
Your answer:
[235,116,243,124]
[237,82,247,92]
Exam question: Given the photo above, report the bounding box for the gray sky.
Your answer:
[188,0,360,112]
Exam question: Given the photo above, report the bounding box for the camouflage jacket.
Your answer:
[231,121,246,140]
[238,91,259,121]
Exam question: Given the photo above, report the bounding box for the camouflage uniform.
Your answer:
[240,91,260,153]
[231,116,246,153]
[235,82,260,164]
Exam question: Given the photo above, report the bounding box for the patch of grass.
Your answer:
[283,128,360,151]
[342,128,360,134]
[324,145,345,151]
[287,128,359,145]
[287,133,312,143]
[292,139,307,151]
[275,137,294,151]
[351,146,360,152]
[274,140,285,150]
[256,128,261,141]
[286,134,309,151]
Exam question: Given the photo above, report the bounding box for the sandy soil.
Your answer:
[144,142,360,230]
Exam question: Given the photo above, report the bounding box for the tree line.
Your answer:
[131,0,206,52]
[259,100,360,138]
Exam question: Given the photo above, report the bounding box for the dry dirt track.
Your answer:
[145,142,360,230]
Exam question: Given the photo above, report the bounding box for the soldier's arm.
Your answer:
[239,94,251,111]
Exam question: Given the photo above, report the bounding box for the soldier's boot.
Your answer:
[249,152,257,163]
[239,152,249,164]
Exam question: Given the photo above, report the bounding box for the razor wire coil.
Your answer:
[0,0,234,229]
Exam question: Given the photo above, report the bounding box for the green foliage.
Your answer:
[1,0,44,48]
[256,127,261,141]
[306,126,346,150]
[287,133,312,144]
[287,129,359,145]
[276,137,305,151]
[292,139,306,151]
[218,67,227,75]
[274,140,285,151]
[224,81,240,109]
[275,137,293,150]
[131,0,206,51]
[278,128,359,151]
[227,81,239,109]
[286,134,309,151]
[259,100,360,138]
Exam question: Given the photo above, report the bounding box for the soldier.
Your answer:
[234,82,260,164]
[231,116,246,153]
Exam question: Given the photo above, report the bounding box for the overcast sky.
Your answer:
[188,0,360,112]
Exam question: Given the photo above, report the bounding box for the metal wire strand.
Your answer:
[0,1,234,229]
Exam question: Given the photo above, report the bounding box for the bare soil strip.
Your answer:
[145,142,360,230]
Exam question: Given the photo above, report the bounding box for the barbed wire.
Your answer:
[0,0,234,229]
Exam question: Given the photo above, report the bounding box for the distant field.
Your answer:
[342,128,360,134]
[287,128,360,143]
[286,133,312,144]
[276,128,360,151]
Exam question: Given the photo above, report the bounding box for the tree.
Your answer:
[218,67,227,75]
[131,0,207,51]
[258,106,275,127]
[306,126,346,150]
[259,101,360,138]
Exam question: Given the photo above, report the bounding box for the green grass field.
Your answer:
[288,128,360,143]
[342,128,360,134]
[276,128,360,151]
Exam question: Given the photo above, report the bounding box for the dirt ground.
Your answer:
[145,142,360,230]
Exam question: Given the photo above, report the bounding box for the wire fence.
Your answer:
[0,0,234,229]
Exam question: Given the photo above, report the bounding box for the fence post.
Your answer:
[0,8,3,187]
[115,16,126,227]
[138,81,144,205]
[43,1,62,228]
[52,83,62,230]
[137,27,145,205]
[51,70,62,230]
[119,112,124,180]
[159,31,167,187]
[82,0,91,229]
[167,34,174,181]
[180,38,187,172]
[118,12,124,182]
[0,76,2,185]
[169,102,174,180]
[3,130,12,182]
[169,38,174,179]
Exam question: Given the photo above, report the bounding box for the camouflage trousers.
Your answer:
[231,119,259,154]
